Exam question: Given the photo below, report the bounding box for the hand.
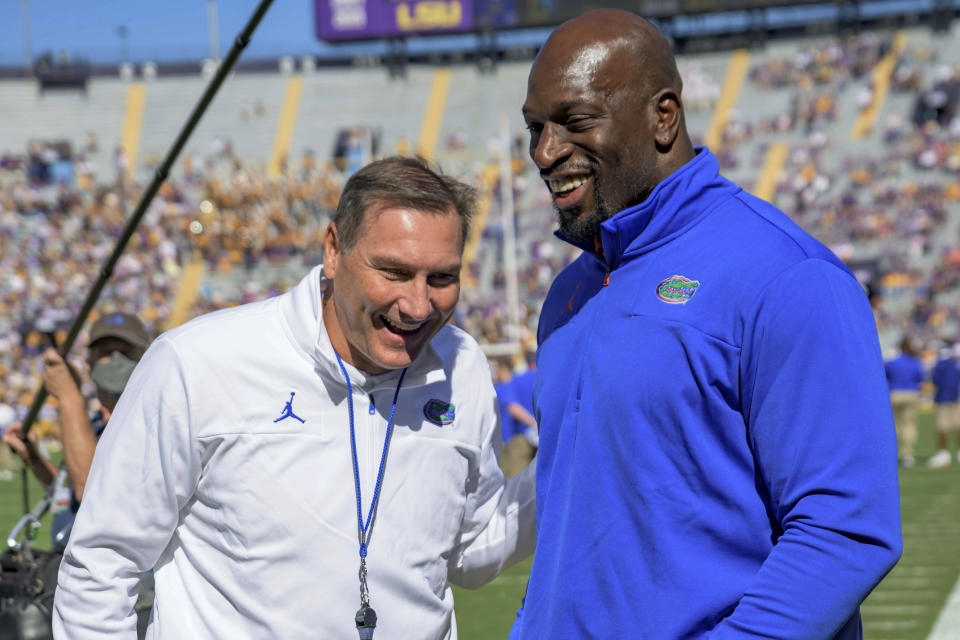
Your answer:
[3,422,30,460]
[4,420,56,487]
[41,348,81,401]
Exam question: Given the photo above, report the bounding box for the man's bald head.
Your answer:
[522,9,695,246]
[537,10,683,103]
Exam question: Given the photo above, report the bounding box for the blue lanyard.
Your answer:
[334,350,407,609]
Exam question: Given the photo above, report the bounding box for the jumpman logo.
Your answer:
[273,392,305,424]
[563,283,581,314]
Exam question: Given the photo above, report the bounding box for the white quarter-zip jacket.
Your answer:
[53,266,537,639]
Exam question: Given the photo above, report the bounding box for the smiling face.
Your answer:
[523,39,656,245]
[322,205,463,375]
[522,12,691,246]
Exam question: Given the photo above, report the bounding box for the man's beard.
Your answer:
[556,179,614,246]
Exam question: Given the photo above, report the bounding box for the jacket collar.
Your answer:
[279,265,447,391]
[557,148,739,269]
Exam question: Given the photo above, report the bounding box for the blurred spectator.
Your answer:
[4,313,151,541]
[929,342,960,468]
[494,353,538,479]
[885,337,925,468]
[912,65,959,127]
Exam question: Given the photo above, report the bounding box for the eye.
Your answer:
[428,272,460,287]
[565,115,595,132]
[380,268,408,281]
[526,124,542,150]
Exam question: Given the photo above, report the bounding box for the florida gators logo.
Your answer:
[423,399,455,427]
[656,275,700,304]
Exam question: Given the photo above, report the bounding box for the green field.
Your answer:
[0,468,55,551]
[1,413,956,639]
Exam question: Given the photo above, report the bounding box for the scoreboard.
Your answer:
[314,0,832,42]
[315,0,512,41]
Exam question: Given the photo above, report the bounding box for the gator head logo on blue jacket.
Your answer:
[656,275,700,304]
[423,399,455,427]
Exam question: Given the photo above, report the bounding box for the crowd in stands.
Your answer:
[0,169,181,433]
[676,59,721,113]
[4,28,960,461]
[714,35,889,153]
[176,150,336,272]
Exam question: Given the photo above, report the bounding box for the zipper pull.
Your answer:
[593,237,610,286]
[368,396,376,415]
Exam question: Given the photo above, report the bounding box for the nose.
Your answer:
[531,122,572,171]
[397,278,433,322]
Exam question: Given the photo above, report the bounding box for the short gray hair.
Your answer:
[333,156,476,252]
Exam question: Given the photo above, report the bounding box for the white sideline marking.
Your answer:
[862,604,930,616]
[869,589,943,601]
[880,576,942,587]
[926,574,960,640]
[889,566,954,576]
[869,620,919,630]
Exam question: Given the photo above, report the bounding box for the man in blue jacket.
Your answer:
[512,9,902,639]
[884,337,925,468]
[929,342,960,467]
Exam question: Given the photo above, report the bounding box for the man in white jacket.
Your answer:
[54,156,537,639]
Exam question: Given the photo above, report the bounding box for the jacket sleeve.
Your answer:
[711,259,902,639]
[54,338,201,638]
[446,363,537,589]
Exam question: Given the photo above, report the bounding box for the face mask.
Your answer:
[90,352,137,396]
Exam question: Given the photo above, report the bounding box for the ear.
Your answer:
[652,88,683,149]
[323,222,340,279]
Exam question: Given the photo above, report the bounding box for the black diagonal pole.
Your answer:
[17,0,275,512]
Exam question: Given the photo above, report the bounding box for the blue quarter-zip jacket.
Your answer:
[931,357,960,403]
[510,149,902,639]
[884,354,924,392]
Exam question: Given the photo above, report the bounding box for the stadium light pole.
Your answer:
[116,25,129,64]
[17,0,277,513]
[499,115,521,359]
[207,0,221,63]
[19,0,33,77]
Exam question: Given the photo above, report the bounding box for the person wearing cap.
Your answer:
[4,311,154,639]
[4,311,151,536]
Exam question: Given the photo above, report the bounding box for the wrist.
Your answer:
[59,391,87,412]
